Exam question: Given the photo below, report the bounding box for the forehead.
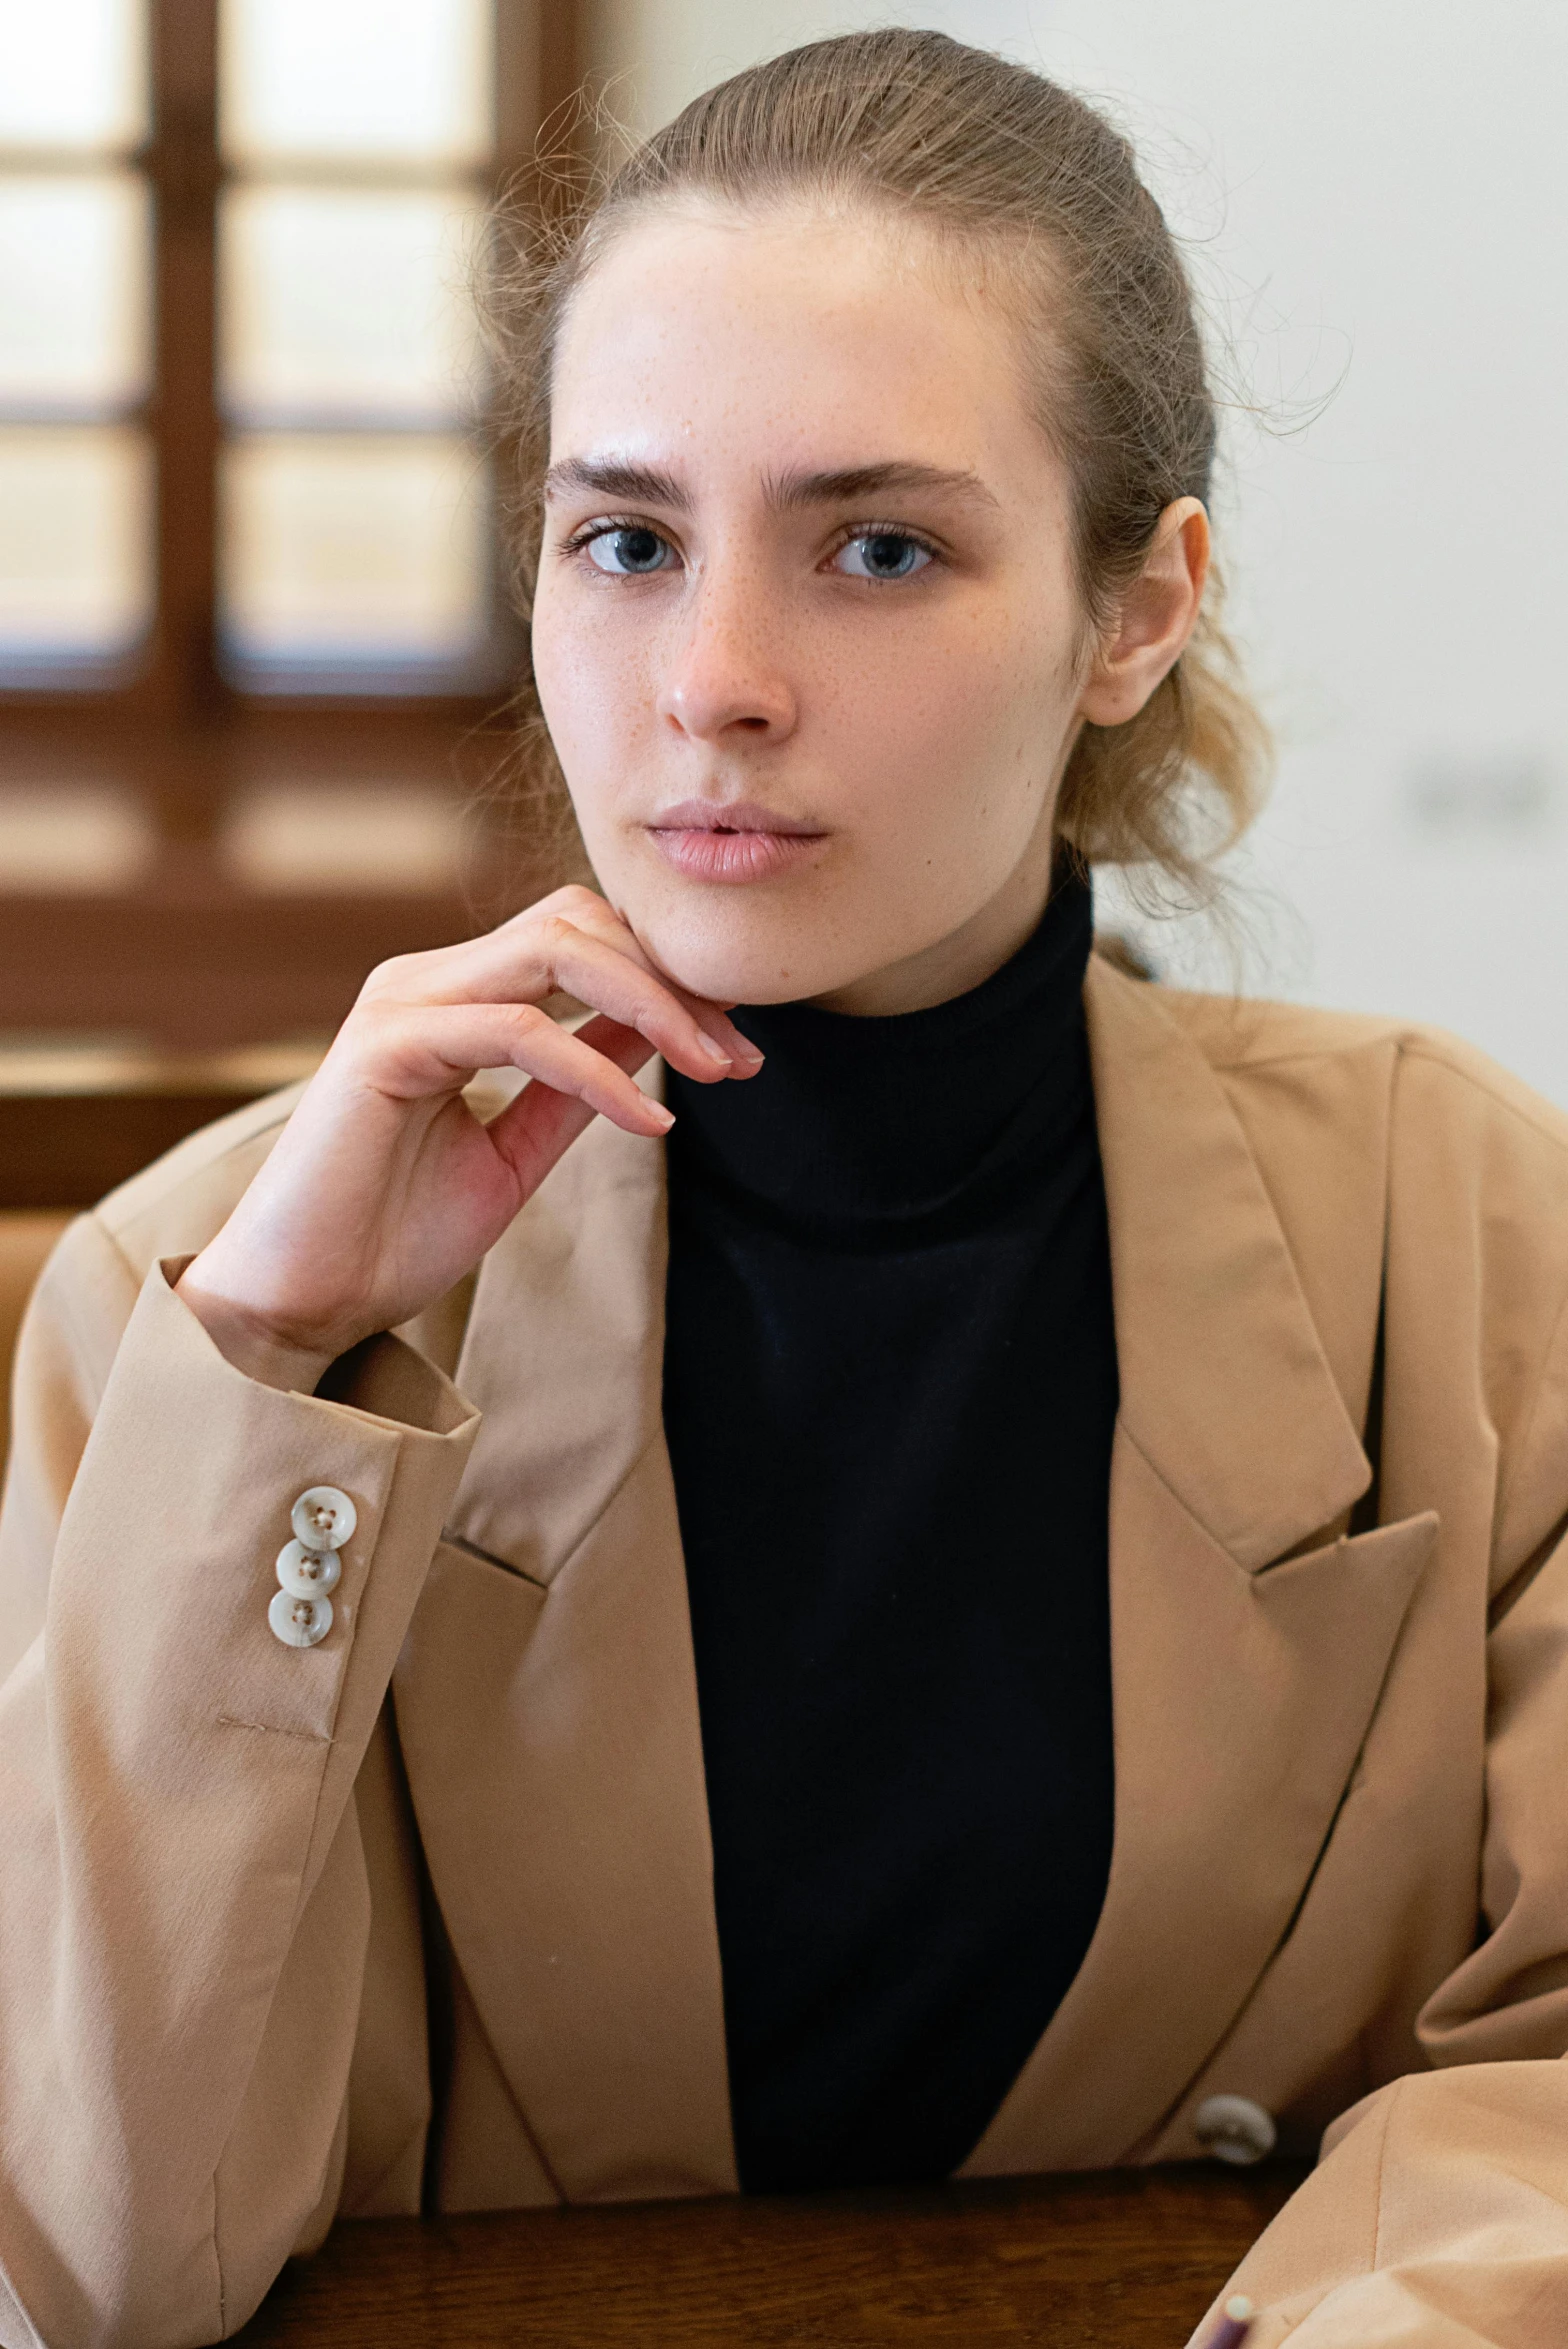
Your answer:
[549,202,1043,482]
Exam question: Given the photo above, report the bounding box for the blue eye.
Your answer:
[835,531,933,581]
[586,525,674,575]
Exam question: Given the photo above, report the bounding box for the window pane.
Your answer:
[221,783,466,891]
[0,784,156,889]
[0,424,152,658]
[221,187,482,424]
[0,173,151,411]
[0,0,148,151]
[221,433,490,669]
[220,0,492,167]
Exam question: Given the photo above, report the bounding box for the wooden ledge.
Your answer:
[0,1042,322,1209]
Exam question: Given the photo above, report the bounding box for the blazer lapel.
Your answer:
[963,960,1420,2175]
[1081,959,1373,1573]
[393,1099,738,2204]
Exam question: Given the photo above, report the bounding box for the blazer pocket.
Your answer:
[1250,1508,1438,1607]
[394,1534,550,1796]
[1243,1510,1438,1814]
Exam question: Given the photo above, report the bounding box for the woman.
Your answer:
[3,29,1567,2347]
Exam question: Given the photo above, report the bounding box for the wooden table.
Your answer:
[234,2165,1306,2347]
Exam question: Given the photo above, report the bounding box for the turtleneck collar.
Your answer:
[664,863,1097,1244]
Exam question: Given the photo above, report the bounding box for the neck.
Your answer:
[664,862,1097,1240]
[808,820,1063,1018]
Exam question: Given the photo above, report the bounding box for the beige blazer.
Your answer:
[3,954,1568,2349]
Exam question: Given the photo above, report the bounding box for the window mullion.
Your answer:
[496,0,579,173]
[146,0,224,768]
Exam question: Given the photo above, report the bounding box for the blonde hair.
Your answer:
[482,28,1269,908]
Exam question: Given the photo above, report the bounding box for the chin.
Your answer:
[629,902,863,1010]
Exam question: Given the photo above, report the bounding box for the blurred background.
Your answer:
[1,0,1564,1117]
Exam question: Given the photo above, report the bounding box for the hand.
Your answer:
[176,886,761,1391]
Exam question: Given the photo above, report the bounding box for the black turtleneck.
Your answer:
[661,867,1117,2194]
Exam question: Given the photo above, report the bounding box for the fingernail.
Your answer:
[697,1034,732,1067]
[648,1102,676,1131]
[731,1036,765,1069]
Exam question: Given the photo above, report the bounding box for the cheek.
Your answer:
[531,585,656,803]
[820,596,1071,848]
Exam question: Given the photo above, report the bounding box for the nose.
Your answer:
[656,570,797,745]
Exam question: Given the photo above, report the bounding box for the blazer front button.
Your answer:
[1193,2094,1277,2166]
[290,1486,357,1550]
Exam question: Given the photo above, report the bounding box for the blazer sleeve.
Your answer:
[1193,1288,1568,2347]
[0,1213,478,2349]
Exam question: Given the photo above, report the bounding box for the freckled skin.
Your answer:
[533,203,1205,1017]
[174,206,1203,1391]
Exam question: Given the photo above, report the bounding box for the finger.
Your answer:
[549,909,756,1055]
[354,1001,673,1137]
[364,890,636,1004]
[538,930,763,1083]
[569,1010,664,1074]
[481,1017,660,1196]
[498,907,760,1069]
[530,889,745,1017]
[419,920,757,1087]
[369,893,763,1077]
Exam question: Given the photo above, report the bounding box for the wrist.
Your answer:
[175,1262,339,1395]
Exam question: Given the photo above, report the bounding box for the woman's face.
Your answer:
[533,202,1194,1013]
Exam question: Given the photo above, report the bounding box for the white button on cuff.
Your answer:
[291,1486,357,1550]
[1194,2094,1277,2167]
[268,1588,334,1648]
[276,1538,341,1599]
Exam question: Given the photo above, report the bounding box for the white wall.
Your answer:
[588,0,1568,1103]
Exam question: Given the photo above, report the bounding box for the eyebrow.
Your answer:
[543,456,690,508]
[542,455,1001,516]
[765,461,1002,516]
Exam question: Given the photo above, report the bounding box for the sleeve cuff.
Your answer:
[46,1260,480,1751]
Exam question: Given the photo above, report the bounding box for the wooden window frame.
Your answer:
[0,0,578,1046]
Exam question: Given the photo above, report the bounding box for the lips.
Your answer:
[646,799,828,885]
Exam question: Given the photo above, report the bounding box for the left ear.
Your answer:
[1077,498,1211,728]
